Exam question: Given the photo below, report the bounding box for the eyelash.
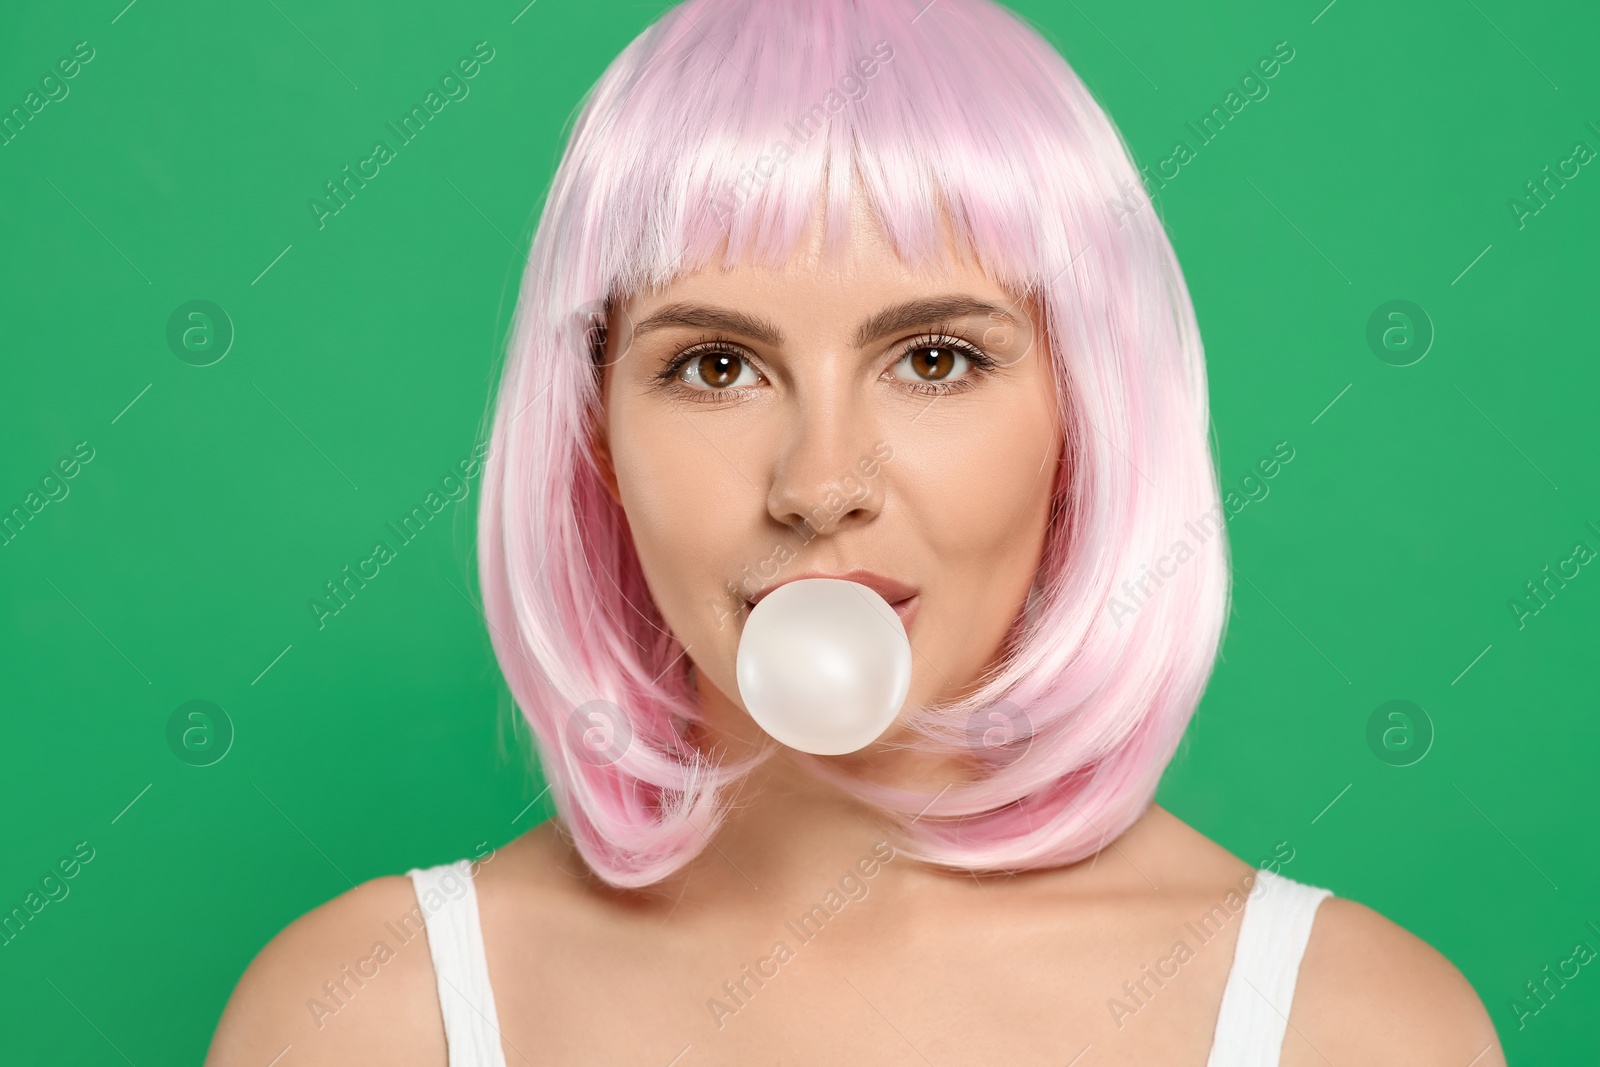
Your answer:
[651,326,1002,405]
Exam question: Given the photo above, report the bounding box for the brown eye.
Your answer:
[891,337,989,387]
[886,334,999,395]
[905,344,958,381]
[671,348,761,392]
[695,353,744,388]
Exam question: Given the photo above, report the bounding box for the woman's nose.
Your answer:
[765,400,886,539]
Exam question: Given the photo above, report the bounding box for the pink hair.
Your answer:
[476,0,1230,888]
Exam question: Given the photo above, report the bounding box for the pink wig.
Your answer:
[476,0,1229,888]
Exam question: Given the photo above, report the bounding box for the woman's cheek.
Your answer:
[621,454,751,633]
[909,427,1048,553]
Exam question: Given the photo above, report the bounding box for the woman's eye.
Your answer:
[678,351,761,391]
[662,337,991,399]
[890,342,975,385]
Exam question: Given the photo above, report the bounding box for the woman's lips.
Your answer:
[741,587,920,633]
[890,594,920,633]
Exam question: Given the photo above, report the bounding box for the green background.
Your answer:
[2,0,1595,1061]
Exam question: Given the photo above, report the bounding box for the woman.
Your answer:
[208,0,1504,1062]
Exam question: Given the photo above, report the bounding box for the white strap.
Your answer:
[1205,867,1332,1067]
[406,860,510,1067]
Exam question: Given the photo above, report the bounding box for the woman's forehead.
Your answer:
[629,195,1000,309]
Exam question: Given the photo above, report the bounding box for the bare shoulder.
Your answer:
[1285,893,1505,1066]
[1126,807,1504,1064]
[204,873,446,1067]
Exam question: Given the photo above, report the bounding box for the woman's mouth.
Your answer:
[744,570,921,634]
[888,594,920,633]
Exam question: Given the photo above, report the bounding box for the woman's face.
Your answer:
[592,197,1062,753]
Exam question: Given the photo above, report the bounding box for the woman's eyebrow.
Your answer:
[630,295,1020,349]
[851,296,1019,347]
[633,303,784,346]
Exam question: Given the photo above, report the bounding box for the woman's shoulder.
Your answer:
[204,869,449,1066]
[204,825,575,1066]
[1285,894,1505,1066]
[1134,806,1503,1066]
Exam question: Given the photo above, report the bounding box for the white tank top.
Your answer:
[406,859,1331,1065]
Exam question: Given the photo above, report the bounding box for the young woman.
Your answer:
[208,0,1504,1062]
